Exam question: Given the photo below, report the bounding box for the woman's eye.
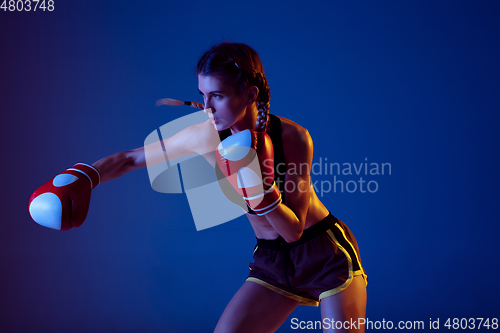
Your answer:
[212,94,221,98]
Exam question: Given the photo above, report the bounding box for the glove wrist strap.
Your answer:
[69,163,101,189]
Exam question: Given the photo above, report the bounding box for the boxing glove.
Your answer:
[28,163,101,230]
[215,129,281,216]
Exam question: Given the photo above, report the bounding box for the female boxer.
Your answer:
[30,42,367,333]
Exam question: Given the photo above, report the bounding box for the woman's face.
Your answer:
[198,75,248,131]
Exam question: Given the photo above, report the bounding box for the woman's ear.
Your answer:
[245,85,259,105]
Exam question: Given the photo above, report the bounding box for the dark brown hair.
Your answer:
[196,42,270,132]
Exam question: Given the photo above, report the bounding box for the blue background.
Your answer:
[1,1,499,332]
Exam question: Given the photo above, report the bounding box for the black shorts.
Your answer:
[247,212,367,307]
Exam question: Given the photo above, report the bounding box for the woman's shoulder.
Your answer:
[191,119,221,154]
[167,119,219,156]
[274,115,312,149]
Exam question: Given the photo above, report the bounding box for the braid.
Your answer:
[255,72,271,132]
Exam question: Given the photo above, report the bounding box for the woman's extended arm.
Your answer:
[92,147,145,183]
[92,120,215,183]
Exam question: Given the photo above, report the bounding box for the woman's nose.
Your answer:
[203,105,214,115]
[204,99,214,112]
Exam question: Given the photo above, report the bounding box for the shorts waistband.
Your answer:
[256,212,338,249]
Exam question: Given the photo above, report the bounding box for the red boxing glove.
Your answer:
[28,163,101,230]
[216,129,281,216]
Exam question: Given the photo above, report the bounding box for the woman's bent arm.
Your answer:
[265,126,314,243]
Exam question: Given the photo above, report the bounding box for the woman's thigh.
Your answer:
[214,280,300,333]
[320,275,367,333]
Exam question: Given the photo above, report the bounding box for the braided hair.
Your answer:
[196,42,271,132]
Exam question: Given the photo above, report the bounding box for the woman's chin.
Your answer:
[212,119,227,131]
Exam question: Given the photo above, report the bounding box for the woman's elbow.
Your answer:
[284,229,303,243]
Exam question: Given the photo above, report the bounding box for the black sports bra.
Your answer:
[216,114,286,215]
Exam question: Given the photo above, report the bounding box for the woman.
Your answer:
[34,42,367,332]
